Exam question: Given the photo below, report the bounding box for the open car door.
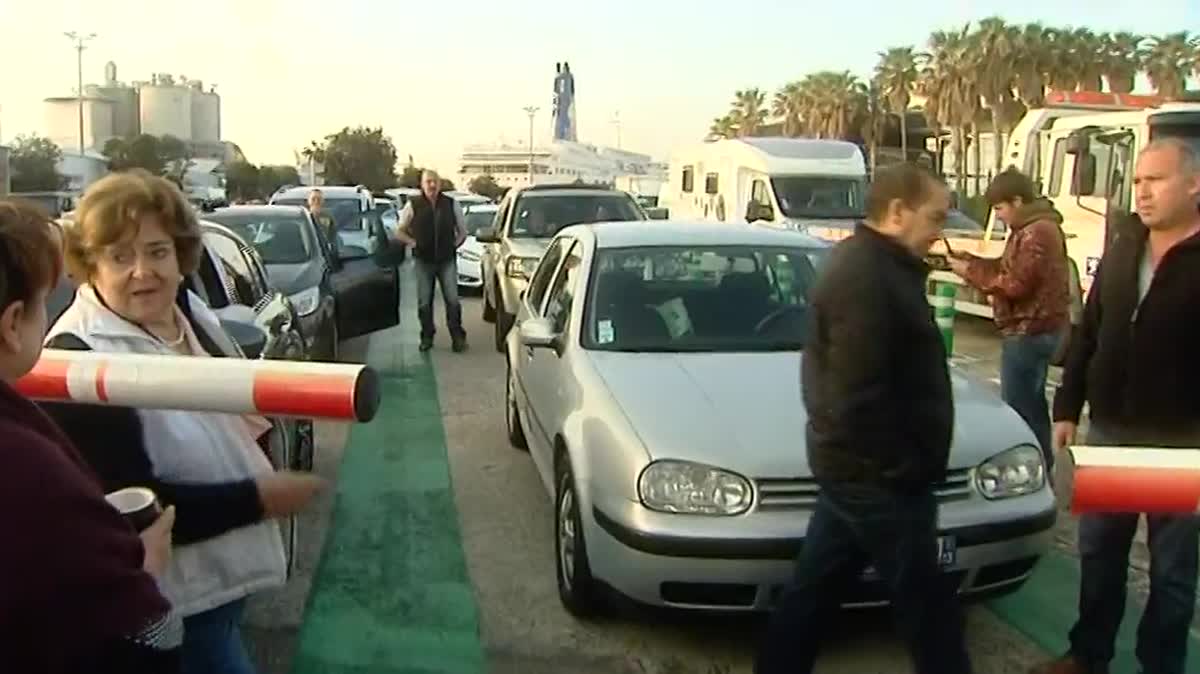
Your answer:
[331,211,401,339]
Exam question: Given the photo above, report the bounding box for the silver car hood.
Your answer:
[507,238,553,259]
[459,236,485,256]
[591,351,1030,479]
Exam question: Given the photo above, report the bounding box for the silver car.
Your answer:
[504,220,1056,617]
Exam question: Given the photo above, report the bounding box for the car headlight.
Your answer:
[505,256,538,279]
[976,444,1045,499]
[637,460,753,515]
[288,286,321,317]
[458,249,481,262]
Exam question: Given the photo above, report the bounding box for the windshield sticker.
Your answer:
[655,298,693,339]
[597,319,615,344]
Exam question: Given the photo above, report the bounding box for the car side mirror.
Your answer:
[646,206,669,220]
[517,317,558,349]
[475,227,499,244]
[746,202,774,222]
[220,318,268,359]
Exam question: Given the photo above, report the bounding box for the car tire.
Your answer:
[505,358,528,450]
[555,458,601,618]
[494,297,514,353]
[483,287,497,323]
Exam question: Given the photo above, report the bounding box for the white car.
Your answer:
[505,220,1054,616]
[458,203,496,290]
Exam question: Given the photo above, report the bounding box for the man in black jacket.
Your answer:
[1033,138,1200,674]
[756,164,971,674]
[393,170,468,352]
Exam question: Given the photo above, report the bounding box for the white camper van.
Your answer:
[658,137,868,236]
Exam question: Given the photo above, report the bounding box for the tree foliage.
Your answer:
[306,126,398,192]
[9,135,67,192]
[103,134,192,183]
[224,161,301,201]
[468,174,506,201]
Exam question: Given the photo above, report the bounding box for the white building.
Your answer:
[458,139,661,190]
[44,96,115,154]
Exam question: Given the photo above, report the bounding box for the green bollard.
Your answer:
[932,282,956,356]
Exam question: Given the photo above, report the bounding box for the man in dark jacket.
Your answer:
[755,163,971,674]
[1032,138,1200,674]
[948,168,1071,464]
[393,169,468,352]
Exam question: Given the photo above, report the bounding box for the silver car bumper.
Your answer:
[584,492,1056,612]
[457,256,483,288]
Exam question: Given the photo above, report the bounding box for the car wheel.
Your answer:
[555,459,600,618]
[293,419,315,472]
[327,319,340,362]
[483,287,497,323]
[505,358,528,450]
[494,296,514,353]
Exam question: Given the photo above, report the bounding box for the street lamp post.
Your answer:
[523,105,538,184]
[64,31,97,156]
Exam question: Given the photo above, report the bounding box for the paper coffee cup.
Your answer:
[104,487,163,533]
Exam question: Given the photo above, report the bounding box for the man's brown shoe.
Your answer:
[1028,656,1106,674]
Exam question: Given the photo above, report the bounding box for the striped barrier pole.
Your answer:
[15,349,381,422]
[1069,446,1200,514]
[931,282,956,355]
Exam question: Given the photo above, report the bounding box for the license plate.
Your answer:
[861,536,957,581]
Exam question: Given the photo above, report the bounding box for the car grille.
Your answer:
[753,469,973,511]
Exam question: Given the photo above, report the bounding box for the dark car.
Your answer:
[203,205,401,360]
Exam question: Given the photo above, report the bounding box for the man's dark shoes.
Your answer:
[451,337,468,353]
[419,339,433,352]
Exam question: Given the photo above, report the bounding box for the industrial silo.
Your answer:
[139,74,193,141]
[189,81,221,144]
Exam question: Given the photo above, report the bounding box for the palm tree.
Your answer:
[858,79,886,177]
[731,89,767,137]
[971,17,1020,174]
[707,114,739,141]
[1102,32,1145,93]
[921,25,977,193]
[772,82,805,137]
[1012,23,1052,107]
[1142,32,1195,98]
[875,46,920,161]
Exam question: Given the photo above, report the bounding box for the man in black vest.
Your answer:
[393,170,468,352]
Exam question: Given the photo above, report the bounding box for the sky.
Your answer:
[1,0,1196,176]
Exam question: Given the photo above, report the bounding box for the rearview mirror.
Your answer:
[645,206,669,220]
[517,317,557,349]
[475,227,499,244]
[1066,131,1091,156]
[220,318,268,359]
[746,202,774,222]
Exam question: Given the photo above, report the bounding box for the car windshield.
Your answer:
[274,196,362,231]
[510,194,645,238]
[205,212,313,265]
[771,176,866,220]
[464,210,496,235]
[584,244,828,353]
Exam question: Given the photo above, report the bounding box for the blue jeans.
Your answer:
[1000,331,1061,465]
[755,483,971,674]
[415,258,464,341]
[1069,427,1200,674]
[181,598,257,674]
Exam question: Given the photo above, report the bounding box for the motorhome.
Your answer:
[934,90,1200,319]
[658,137,868,237]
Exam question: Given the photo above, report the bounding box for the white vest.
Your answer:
[46,285,287,617]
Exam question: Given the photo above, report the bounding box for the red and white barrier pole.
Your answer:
[15,349,381,422]
[1069,445,1200,514]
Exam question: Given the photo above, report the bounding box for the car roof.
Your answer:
[515,188,632,200]
[212,205,308,217]
[273,185,364,199]
[562,220,832,249]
